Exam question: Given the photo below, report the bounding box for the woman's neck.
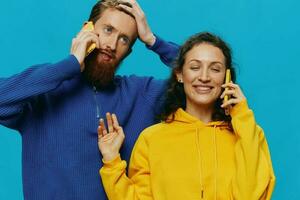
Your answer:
[185,101,215,124]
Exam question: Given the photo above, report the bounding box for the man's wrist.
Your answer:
[144,33,156,47]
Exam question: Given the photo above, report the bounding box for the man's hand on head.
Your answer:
[117,0,156,46]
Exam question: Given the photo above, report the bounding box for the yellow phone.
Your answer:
[224,69,231,102]
[82,21,97,56]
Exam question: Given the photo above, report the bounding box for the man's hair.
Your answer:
[88,0,132,24]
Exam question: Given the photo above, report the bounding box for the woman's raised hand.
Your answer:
[98,113,125,161]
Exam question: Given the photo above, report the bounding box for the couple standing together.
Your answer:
[0,0,275,199]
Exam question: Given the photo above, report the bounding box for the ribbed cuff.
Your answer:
[230,100,249,117]
[145,34,161,51]
[57,55,81,78]
[102,154,122,167]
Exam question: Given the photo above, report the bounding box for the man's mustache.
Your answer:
[99,49,116,60]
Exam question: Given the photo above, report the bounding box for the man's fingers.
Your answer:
[76,30,99,43]
[71,34,99,59]
[119,0,133,8]
[79,33,100,49]
[86,31,100,49]
[130,0,144,16]
[117,4,135,17]
[118,0,143,16]
[119,0,142,12]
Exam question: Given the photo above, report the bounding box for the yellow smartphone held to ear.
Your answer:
[224,69,231,102]
[82,21,97,56]
[224,69,231,115]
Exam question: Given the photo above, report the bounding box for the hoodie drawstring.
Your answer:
[213,124,218,200]
[196,125,219,199]
[196,128,204,199]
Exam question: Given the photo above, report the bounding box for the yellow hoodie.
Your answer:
[100,100,275,200]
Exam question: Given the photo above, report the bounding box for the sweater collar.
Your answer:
[80,75,122,91]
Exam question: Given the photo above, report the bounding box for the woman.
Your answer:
[98,32,275,200]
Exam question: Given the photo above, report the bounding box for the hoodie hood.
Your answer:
[172,108,230,129]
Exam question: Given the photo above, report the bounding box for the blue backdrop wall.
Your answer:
[0,0,299,199]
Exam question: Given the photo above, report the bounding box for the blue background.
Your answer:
[0,0,299,199]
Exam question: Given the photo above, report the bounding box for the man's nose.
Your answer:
[104,35,118,51]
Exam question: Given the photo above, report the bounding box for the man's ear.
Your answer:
[125,48,132,58]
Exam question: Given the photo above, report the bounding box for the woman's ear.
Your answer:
[176,71,183,83]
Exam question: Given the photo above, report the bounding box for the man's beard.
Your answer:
[83,49,120,89]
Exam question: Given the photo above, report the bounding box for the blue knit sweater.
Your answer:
[0,36,179,200]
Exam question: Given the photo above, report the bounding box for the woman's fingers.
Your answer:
[106,113,114,133]
[220,89,236,99]
[111,113,120,126]
[99,118,108,136]
[112,114,125,137]
[222,82,238,89]
[220,82,246,113]
[221,98,240,108]
[221,82,245,100]
[97,124,102,138]
[98,113,124,140]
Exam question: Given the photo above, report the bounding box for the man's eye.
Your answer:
[120,36,130,45]
[103,27,112,33]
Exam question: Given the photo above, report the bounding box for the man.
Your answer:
[0,0,179,199]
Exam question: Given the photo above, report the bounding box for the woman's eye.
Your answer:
[211,68,221,72]
[190,66,200,70]
[211,64,223,72]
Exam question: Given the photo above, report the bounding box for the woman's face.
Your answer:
[177,43,226,108]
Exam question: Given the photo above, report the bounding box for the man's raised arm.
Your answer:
[117,0,180,67]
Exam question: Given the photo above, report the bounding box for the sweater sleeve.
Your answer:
[100,133,153,200]
[140,77,168,116]
[146,34,180,67]
[141,35,180,114]
[230,100,276,200]
[0,55,81,129]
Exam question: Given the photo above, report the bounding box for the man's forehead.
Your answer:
[96,8,137,36]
